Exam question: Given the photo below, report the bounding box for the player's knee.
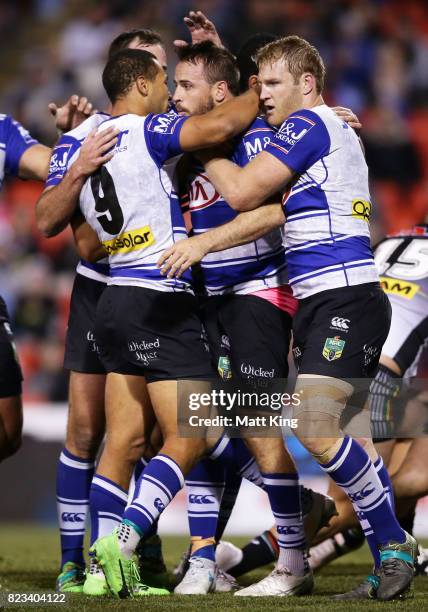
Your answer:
[67,425,103,458]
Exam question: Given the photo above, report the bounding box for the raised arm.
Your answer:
[179,88,260,152]
[158,203,285,278]
[36,127,118,237]
[174,10,223,49]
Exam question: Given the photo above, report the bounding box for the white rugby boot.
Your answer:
[235,564,313,597]
[174,556,217,595]
[214,570,239,592]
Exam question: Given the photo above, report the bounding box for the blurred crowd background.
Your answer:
[0,0,427,401]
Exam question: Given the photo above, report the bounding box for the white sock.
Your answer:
[277,547,306,576]
[117,522,140,560]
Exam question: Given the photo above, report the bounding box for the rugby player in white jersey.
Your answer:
[186,35,417,601]
[36,16,227,594]
[0,96,99,470]
[300,220,428,598]
[37,28,172,595]
[167,40,339,596]
[38,48,261,598]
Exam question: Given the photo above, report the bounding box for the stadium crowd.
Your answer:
[0,0,427,400]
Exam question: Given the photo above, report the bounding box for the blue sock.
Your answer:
[56,448,95,567]
[186,459,225,561]
[90,475,127,545]
[321,437,405,546]
[261,472,306,575]
[232,439,264,487]
[209,436,263,487]
[374,455,395,511]
[355,508,381,568]
[123,454,184,538]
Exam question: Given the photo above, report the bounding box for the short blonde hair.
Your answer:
[256,35,326,94]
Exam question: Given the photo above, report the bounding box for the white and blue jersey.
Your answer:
[46,112,112,283]
[188,117,288,295]
[0,114,38,188]
[266,105,378,299]
[77,110,191,292]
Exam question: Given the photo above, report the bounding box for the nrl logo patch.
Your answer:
[218,355,232,380]
[322,336,345,361]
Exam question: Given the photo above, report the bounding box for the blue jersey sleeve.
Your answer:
[265,109,330,175]
[45,134,81,188]
[0,115,39,176]
[232,118,275,167]
[144,110,187,167]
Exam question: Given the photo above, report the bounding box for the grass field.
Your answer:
[0,525,427,611]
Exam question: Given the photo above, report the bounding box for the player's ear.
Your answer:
[302,72,315,96]
[136,75,149,97]
[213,80,228,104]
[247,75,259,90]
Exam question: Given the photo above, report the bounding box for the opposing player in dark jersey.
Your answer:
[176,36,416,600]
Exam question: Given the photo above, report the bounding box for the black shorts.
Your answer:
[199,294,292,380]
[293,282,391,379]
[0,296,23,398]
[64,274,106,374]
[95,285,214,383]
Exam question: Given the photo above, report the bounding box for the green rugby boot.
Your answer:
[133,582,170,596]
[56,561,85,593]
[83,559,109,596]
[89,529,140,599]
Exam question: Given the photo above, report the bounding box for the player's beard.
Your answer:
[195,95,215,115]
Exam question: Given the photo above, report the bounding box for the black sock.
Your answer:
[399,503,417,535]
[228,531,278,577]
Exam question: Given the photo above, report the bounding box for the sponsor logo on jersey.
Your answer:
[61,512,85,522]
[49,143,72,176]
[147,110,181,134]
[241,363,275,378]
[352,199,371,222]
[379,276,420,299]
[102,226,154,255]
[330,316,350,331]
[188,494,216,504]
[188,172,220,209]
[218,355,232,380]
[273,114,315,153]
[244,134,272,160]
[322,336,345,361]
